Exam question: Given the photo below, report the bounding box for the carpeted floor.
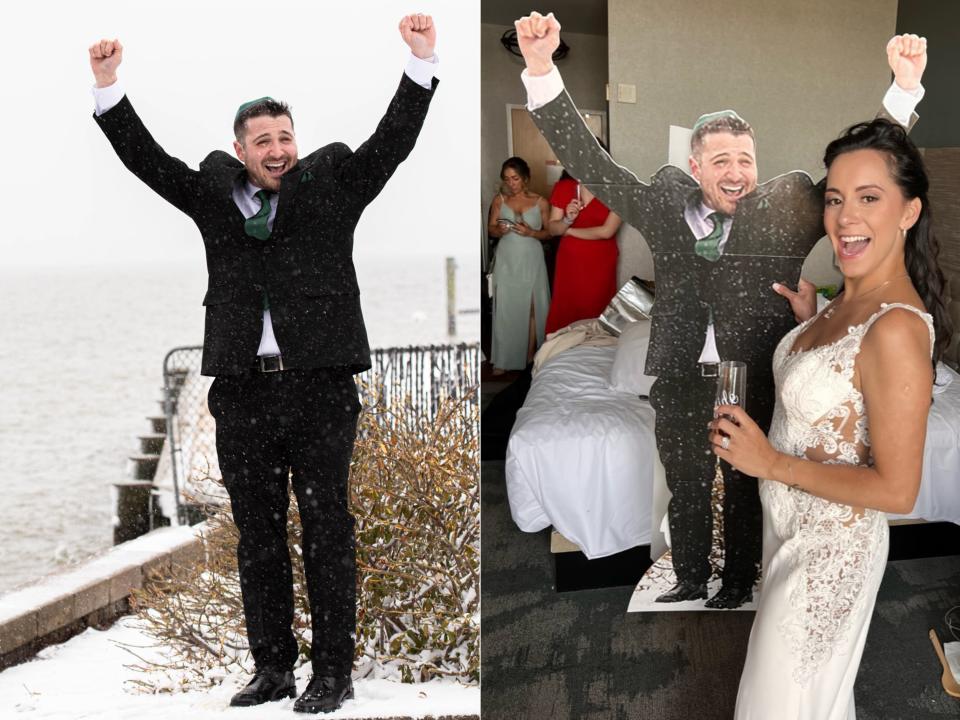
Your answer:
[480,377,960,720]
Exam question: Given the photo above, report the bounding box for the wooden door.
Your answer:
[508,106,607,198]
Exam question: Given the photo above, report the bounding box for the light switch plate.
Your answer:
[617,83,637,103]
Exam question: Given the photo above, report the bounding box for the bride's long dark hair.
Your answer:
[823,119,953,367]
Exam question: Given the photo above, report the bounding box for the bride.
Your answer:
[709,118,952,719]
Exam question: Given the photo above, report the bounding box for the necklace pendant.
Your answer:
[823,306,836,320]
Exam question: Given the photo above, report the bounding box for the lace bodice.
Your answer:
[770,301,934,467]
[763,302,934,686]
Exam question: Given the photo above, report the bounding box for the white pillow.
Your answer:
[610,320,657,395]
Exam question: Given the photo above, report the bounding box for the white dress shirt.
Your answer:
[521,65,924,364]
[684,202,731,363]
[93,52,439,357]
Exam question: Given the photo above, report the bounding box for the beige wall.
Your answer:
[607,0,898,285]
[481,23,608,218]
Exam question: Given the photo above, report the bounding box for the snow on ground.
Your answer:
[1,615,478,719]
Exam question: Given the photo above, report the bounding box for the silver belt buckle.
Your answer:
[700,362,719,378]
[258,355,284,373]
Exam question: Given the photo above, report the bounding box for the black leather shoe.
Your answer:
[229,667,296,707]
[655,580,708,603]
[293,675,354,714]
[705,583,754,609]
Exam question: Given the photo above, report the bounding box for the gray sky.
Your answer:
[2,0,478,268]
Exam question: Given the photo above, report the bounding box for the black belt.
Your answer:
[255,354,285,373]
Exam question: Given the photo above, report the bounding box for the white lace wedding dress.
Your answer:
[734,303,934,720]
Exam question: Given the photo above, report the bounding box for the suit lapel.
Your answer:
[722,183,770,256]
[272,162,313,237]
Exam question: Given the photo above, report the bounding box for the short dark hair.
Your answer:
[233,99,294,143]
[501,156,531,182]
[691,116,755,158]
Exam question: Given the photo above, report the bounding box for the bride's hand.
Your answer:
[709,404,780,478]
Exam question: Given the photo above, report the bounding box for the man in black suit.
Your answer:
[89,14,437,713]
[514,12,926,609]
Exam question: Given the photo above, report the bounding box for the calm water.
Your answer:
[0,256,478,594]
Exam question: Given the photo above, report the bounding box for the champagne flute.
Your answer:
[715,360,747,423]
[712,360,746,453]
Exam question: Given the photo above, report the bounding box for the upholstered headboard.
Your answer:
[922,148,960,368]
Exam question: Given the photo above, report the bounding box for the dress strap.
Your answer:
[859,302,935,359]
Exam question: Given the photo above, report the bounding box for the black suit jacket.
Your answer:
[629,166,822,381]
[531,90,833,382]
[95,73,437,376]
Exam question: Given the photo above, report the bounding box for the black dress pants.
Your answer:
[649,372,773,588]
[208,367,361,676]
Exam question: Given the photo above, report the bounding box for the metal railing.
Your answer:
[160,343,480,526]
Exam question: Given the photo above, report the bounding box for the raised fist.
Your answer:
[514,12,561,77]
[399,14,436,60]
[886,34,927,91]
[89,39,123,88]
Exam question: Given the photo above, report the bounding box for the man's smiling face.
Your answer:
[233,115,298,192]
[689,131,758,216]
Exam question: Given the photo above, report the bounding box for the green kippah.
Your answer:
[235,96,275,120]
[692,109,745,134]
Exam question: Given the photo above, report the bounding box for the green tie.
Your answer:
[245,190,272,310]
[694,211,726,262]
[245,189,272,241]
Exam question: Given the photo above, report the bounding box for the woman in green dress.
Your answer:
[487,157,552,373]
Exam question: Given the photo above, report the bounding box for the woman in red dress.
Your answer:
[544,170,623,334]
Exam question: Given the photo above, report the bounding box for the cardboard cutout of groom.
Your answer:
[515,12,926,609]
[90,14,438,713]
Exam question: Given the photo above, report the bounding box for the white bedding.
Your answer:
[892,365,960,524]
[505,343,960,560]
[505,345,657,559]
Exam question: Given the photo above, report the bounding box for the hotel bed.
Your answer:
[505,343,657,559]
[505,338,960,560]
[893,365,960,525]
